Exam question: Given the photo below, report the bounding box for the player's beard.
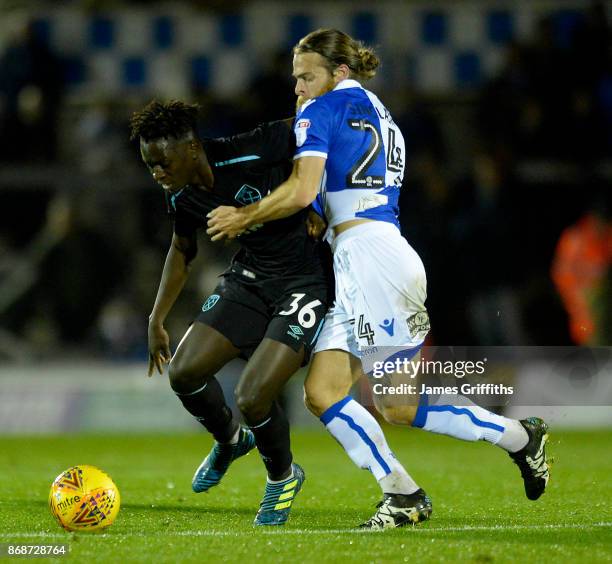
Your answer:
[296,75,338,110]
[323,74,337,95]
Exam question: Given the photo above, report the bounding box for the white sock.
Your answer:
[497,419,529,452]
[379,467,419,495]
[321,396,419,494]
[413,394,527,449]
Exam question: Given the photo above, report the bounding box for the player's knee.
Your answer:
[303,382,337,418]
[379,404,417,426]
[235,386,269,423]
[303,388,319,416]
[168,358,199,394]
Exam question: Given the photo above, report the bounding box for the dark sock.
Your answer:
[247,402,292,481]
[174,377,238,443]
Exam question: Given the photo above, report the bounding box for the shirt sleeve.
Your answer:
[218,120,295,167]
[257,119,296,164]
[294,99,331,160]
[173,208,199,239]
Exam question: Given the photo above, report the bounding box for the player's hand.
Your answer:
[206,206,247,241]
[306,210,327,240]
[147,323,172,377]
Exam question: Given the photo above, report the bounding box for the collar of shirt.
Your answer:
[333,78,363,91]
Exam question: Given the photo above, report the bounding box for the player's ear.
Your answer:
[333,64,350,83]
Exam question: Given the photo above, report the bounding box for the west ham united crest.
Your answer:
[201,294,220,312]
[234,184,262,205]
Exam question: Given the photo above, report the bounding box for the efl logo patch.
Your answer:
[201,294,220,312]
[234,184,262,205]
[295,119,310,147]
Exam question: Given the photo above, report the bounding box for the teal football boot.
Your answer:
[254,463,305,526]
[192,427,256,493]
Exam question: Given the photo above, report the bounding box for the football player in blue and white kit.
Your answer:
[208,29,550,529]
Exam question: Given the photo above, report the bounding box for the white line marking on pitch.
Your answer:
[1,522,610,539]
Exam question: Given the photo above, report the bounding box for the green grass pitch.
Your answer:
[1,427,611,563]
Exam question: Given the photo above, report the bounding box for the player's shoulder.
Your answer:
[295,94,341,130]
[295,98,330,138]
[299,98,319,113]
[297,96,330,120]
[313,85,373,118]
[205,120,288,165]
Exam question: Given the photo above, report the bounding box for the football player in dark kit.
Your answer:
[129,100,331,526]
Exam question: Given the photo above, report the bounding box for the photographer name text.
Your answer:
[372,383,515,396]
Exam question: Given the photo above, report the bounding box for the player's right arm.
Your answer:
[147,232,197,376]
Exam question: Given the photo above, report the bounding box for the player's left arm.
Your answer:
[206,156,325,241]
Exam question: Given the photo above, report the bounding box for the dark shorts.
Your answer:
[196,264,330,363]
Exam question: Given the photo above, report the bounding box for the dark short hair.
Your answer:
[129,100,199,141]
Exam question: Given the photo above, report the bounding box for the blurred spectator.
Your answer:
[97,295,146,360]
[2,192,127,348]
[246,49,297,124]
[192,92,249,138]
[477,41,529,160]
[472,4,612,346]
[0,16,63,162]
[551,185,612,345]
[401,154,473,345]
[0,193,72,335]
[479,8,611,162]
[452,153,525,345]
[568,2,611,161]
[74,100,131,174]
[521,16,573,158]
[35,193,126,344]
[571,1,611,91]
[396,91,469,344]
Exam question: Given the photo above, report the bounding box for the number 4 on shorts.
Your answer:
[357,314,375,345]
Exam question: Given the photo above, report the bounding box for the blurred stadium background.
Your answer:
[0,0,610,434]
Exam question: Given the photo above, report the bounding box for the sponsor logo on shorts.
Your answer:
[407,311,430,339]
[234,184,262,205]
[201,294,220,312]
[286,324,305,341]
[379,318,395,337]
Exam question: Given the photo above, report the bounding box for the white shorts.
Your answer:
[313,221,430,358]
